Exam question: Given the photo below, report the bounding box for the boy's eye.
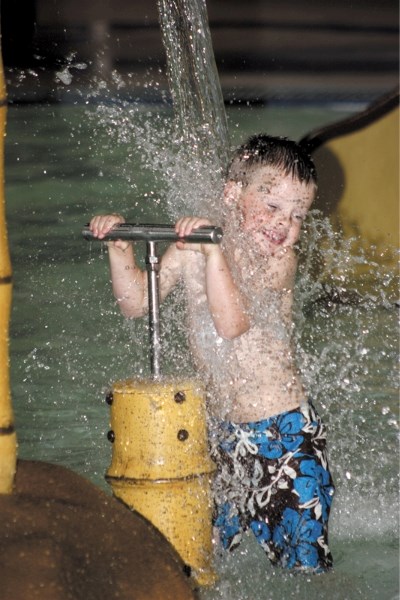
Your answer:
[294,214,304,222]
[267,204,277,211]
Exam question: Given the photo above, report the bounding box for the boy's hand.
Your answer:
[89,214,129,251]
[175,216,219,256]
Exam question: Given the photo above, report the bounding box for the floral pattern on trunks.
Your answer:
[211,402,335,572]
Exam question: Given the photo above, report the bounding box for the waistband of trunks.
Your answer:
[214,400,319,433]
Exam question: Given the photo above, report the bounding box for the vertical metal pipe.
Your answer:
[145,241,162,378]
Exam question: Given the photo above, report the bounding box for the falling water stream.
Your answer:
[5,1,399,599]
[157,0,229,165]
[156,0,229,222]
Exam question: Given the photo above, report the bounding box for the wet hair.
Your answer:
[227,134,317,186]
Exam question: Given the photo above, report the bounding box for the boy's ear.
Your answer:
[223,180,242,206]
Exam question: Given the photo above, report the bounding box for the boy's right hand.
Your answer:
[89,214,129,251]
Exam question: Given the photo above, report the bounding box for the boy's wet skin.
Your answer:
[182,165,315,423]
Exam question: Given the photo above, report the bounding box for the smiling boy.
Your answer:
[90,134,334,572]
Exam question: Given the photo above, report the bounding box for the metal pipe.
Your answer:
[146,241,162,378]
[82,223,223,245]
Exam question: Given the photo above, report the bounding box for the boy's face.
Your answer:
[228,166,315,256]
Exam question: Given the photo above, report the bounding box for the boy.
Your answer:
[89,134,334,572]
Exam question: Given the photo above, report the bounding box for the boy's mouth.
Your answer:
[262,229,286,245]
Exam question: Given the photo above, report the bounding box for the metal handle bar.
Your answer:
[82,223,223,244]
[83,222,223,379]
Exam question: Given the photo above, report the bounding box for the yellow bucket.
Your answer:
[106,378,217,586]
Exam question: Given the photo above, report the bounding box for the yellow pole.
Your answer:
[0,48,17,494]
[106,378,217,586]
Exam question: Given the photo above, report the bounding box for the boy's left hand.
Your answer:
[175,216,219,256]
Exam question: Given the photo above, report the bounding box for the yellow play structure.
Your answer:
[300,88,399,298]
[106,378,216,585]
[0,51,17,495]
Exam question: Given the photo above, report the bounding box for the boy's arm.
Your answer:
[107,243,147,317]
[89,215,183,318]
[204,246,250,339]
[175,217,250,340]
[265,247,298,327]
[90,214,249,336]
[266,247,298,292]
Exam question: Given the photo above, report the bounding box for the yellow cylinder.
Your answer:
[106,379,217,586]
[0,39,17,494]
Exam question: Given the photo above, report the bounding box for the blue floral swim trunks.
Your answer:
[210,402,335,572]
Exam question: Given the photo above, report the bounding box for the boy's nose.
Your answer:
[277,213,290,227]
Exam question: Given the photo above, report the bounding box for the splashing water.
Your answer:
[55,52,88,86]
[294,213,398,526]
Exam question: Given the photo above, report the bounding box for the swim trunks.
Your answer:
[210,402,335,572]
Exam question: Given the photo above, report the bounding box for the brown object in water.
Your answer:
[0,459,198,600]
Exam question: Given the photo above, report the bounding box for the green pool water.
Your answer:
[5,101,399,600]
